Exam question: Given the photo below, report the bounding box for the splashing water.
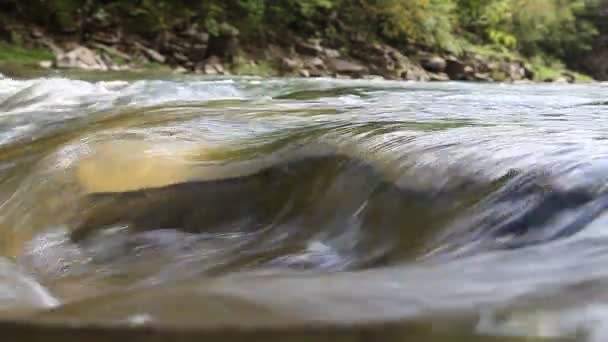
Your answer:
[0,74,608,340]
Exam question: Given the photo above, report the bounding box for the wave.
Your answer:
[1,77,608,338]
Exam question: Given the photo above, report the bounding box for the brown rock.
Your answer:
[206,23,239,62]
[335,74,352,79]
[363,75,385,81]
[92,32,121,45]
[444,57,468,80]
[328,58,368,77]
[324,48,341,59]
[473,73,494,82]
[181,24,209,44]
[134,42,165,64]
[187,43,208,63]
[299,69,310,78]
[304,57,325,69]
[429,73,450,81]
[402,66,429,81]
[308,68,325,77]
[281,57,303,71]
[38,60,52,69]
[422,56,447,73]
[203,56,225,75]
[173,66,188,74]
[55,46,108,71]
[173,52,189,64]
[295,38,323,56]
[30,27,43,39]
[523,64,535,80]
[203,64,218,75]
[91,43,132,62]
[509,62,526,81]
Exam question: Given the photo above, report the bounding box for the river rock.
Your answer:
[402,65,430,81]
[203,56,225,75]
[304,56,325,69]
[173,66,188,74]
[324,48,341,59]
[91,43,132,62]
[509,62,527,81]
[30,27,43,39]
[429,72,450,81]
[172,52,189,64]
[91,32,121,45]
[473,73,494,82]
[281,57,303,71]
[523,63,535,80]
[180,24,209,44]
[295,38,323,56]
[135,42,165,64]
[55,47,108,71]
[362,75,385,81]
[188,43,208,62]
[350,42,410,79]
[38,60,52,69]
[422,56,447,73]
[328,58,368,77]
[444,57,469,80]
[206,23,239,63]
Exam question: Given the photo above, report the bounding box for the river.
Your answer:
[0,73,607,341]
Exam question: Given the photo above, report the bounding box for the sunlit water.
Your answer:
[0,72,608,340]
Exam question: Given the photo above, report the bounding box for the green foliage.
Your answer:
[0,0,604,67]
[455,0,600,58]
[10,0,87,32]
[364,0,458,50]
[231,57,277,76]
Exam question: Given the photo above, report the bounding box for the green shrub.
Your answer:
[0,0,603,67]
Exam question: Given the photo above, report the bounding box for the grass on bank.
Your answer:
[528,56,593,83]
[467,44,593,82]
[231,57,278,77]
[0,42,52,66]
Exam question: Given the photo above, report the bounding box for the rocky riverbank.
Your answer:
[0,21,589,83]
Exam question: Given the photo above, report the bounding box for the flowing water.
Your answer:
[0,72,607,341]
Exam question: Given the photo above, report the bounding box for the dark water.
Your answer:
[0,73,608,341]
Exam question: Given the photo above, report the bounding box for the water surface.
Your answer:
[0,73,607,341]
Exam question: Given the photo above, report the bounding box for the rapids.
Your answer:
[0,73,608,341]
